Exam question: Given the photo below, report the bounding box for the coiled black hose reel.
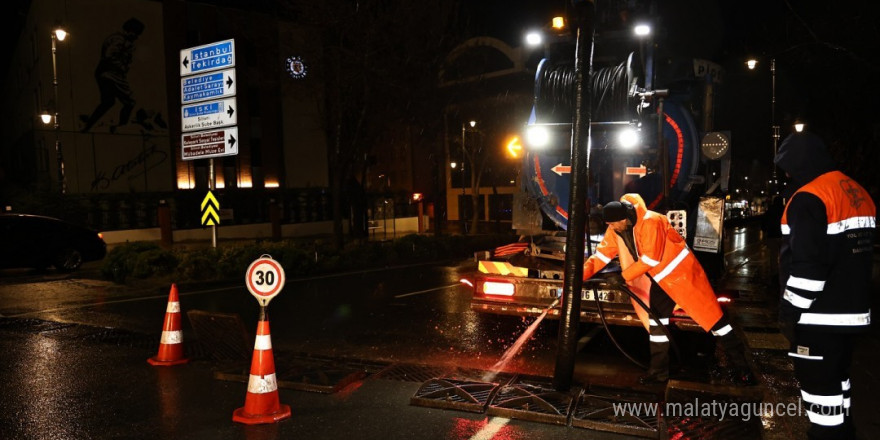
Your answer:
[533,52,642,124]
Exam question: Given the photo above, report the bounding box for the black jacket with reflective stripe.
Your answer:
[776,133,876,332]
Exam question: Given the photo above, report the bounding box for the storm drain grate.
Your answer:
[571,386,662,438]
[186,310,251,362]
[486,377,575,426]
[0,317,155,348]
[0,317,78,334]
[372,363,453,383]
[82,328,158,349]
[410,378,500,413]
[666,414,762,439]
[215,354,376,394]
[664,380,764,439]
[0,317,209,357]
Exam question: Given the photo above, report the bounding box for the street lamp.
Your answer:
[42,27,68,194]
[634,21,654,91]
[746,57,779,192]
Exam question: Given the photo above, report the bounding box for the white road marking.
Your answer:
[469,417,510,440]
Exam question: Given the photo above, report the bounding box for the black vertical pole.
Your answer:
[658,98,669,210]
[554,0,595,391]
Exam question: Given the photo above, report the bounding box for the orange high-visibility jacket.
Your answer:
[583,193,723,332]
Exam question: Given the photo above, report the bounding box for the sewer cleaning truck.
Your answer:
[462,16,733,332]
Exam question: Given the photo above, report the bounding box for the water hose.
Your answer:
[584,279,681,369]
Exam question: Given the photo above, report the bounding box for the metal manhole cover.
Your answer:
[410,378,499,413]
[215,354,371,394]
[571,386,662,438]
[276,363,368,394]
[186,310,250,361]
[486,379,575,426]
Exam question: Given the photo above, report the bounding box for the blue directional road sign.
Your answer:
[181,68,236,104]
[180,39,236,76]
[181,98,238,132]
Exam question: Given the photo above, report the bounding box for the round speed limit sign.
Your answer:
[245,255,286,305]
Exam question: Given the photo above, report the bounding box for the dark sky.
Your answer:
[0,0,31,75]
[3,0,875,180]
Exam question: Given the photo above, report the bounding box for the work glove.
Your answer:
[777,298,801,343]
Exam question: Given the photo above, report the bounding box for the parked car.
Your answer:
[0,214,107,271]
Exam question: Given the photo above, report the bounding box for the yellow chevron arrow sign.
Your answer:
[201,191,220,226]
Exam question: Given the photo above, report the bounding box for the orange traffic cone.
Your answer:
[148,284,189,366]
[232,317,291,424]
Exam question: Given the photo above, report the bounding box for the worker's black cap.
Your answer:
[602,202,628,222]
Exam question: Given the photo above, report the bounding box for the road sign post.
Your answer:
[181,39,238,248]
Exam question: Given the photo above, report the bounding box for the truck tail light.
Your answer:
[483,281,515,296]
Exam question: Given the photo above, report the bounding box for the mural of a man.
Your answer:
[79,18,145,133]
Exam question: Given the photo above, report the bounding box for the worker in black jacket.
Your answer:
[774,132,876,440]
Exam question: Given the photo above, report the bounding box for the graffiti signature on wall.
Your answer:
[91,140,168,191]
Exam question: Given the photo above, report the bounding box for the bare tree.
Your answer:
[283,0,464,247]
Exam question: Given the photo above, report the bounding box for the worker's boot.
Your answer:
[640,325,670,385]
[716,330,756,386]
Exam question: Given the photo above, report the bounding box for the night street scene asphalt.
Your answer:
[1,0,879,439]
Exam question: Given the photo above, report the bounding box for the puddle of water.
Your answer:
[482,298,559,382]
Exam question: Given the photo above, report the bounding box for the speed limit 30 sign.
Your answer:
[246,255,286,305]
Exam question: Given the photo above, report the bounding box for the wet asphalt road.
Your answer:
[0,223,876,439]
[0,258,647,440]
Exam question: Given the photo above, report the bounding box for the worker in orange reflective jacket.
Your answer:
[582,193,752,385]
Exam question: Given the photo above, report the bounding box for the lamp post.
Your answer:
[770,58,779,184]
[49,27,67,194]
[460,120,475,232]
[746,57,779,194]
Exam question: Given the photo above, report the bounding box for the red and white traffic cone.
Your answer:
[148,284,189,366]
[232,316,291,424]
